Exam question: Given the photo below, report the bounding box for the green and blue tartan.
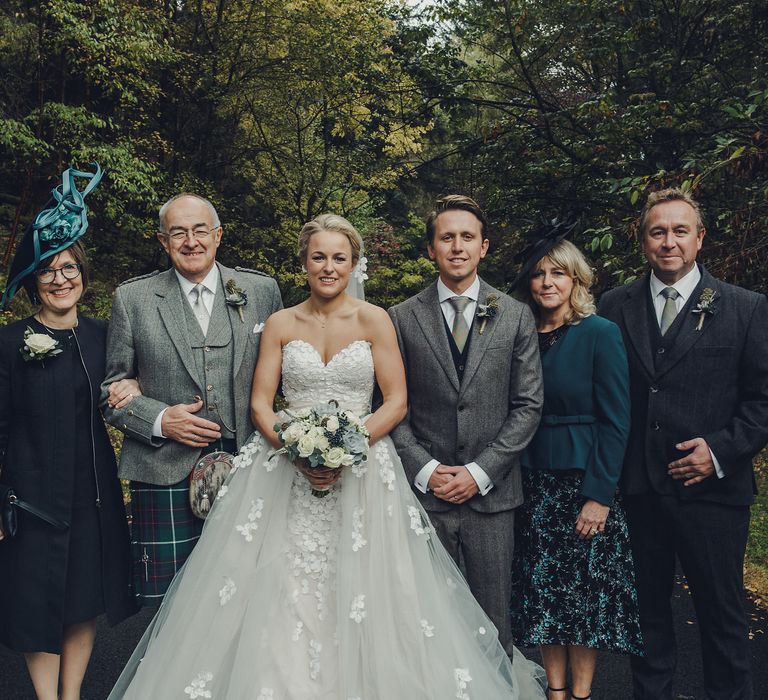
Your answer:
[129,478,203,606]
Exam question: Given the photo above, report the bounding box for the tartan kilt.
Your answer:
[129,478,203,606]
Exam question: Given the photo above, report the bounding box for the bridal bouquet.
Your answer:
[272,400,370,497]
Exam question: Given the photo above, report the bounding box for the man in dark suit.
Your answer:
[600,188,768,700]
[389,195,543,655]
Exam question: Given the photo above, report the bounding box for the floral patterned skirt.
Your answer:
[510,469,643,654]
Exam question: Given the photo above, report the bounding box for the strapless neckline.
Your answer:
[282,338,371,367]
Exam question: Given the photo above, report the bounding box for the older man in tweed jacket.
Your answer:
[101,194,282,605]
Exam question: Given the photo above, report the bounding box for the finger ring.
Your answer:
[590,528,598,535]
[128,393,133,399]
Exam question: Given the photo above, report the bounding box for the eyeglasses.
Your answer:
[35,262,83,284]
[162,226,219,242]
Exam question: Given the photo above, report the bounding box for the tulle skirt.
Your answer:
[109,432,546,699]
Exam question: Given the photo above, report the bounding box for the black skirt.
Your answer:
[510,469,643,653]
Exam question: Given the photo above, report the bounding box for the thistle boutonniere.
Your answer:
[691,288,717,331]
[20,326,62,363]
[476,294,500,335]
[225,279,248,322]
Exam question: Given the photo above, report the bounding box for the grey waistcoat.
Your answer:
[181,286,237,440]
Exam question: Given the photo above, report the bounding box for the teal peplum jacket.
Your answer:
[521,314,631,505]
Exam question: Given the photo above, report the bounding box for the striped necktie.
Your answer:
[659,287,680,336]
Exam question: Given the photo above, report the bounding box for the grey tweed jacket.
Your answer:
[389,278,543,513]
[100,262,282,484]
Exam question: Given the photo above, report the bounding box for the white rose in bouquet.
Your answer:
[314,435,330,452]
[281,422,305,445]
[26,333,57,354]
[297,434,317,458]
[324,446,346,469]
[325,415,340,432]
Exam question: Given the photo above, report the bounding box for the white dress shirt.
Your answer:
[151,266,221,438]
[648,265,723,478]
[649,264,700,326]
[413,276,494,496]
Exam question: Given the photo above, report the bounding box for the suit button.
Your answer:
[657,347,665,355]
[458,365,464,371]
[458,445,465,451]
[128,410,134,416]
[204,346,211,352]
[651,421,660,431]
[122,424,127,429]
[458,404,465,411]
[650,386,659,393]
[207,384,214,391]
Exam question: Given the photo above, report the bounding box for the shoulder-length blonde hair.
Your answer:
[519,239,596,325]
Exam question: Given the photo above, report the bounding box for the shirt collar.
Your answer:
[175,264,220,297]
[649,264,701,302]
[437,275,480,304]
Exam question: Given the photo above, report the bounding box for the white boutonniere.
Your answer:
[691,288,717,331]
[476,294,500,335]
[20,326,62,363]
[225,278,248,322]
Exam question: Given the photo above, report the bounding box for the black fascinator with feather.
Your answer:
[508,217,579,292]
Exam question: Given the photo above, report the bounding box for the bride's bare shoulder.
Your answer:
[263,306,304,339]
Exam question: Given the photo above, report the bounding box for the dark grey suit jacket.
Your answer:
[600,265,768,505]
[100,262,282,484]
[389,278,543,513]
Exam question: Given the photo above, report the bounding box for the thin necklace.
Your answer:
[311,309,330,328]
[35,313,78,334]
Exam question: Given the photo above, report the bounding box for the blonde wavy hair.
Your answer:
[298,214,362,264]
[520,239,596,325]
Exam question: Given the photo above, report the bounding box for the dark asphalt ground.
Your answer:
[2,573,767,699]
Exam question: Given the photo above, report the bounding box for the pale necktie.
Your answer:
[659,286,680,336]
[448,296,471,352]
[191,284,210,335]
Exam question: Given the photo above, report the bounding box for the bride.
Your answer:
[109,215,546,699]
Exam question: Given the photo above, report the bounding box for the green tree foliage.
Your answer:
[415,0,768,291]
[0,0,434,314]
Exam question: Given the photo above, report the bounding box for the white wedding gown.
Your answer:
[110,339,546,699]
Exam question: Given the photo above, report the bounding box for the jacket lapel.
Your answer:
[219,264,249,377]
[155,271,202,391]
[413,282,460,392]
[620,277,656,381]
[654,267,718,380]
[459,279,501,392]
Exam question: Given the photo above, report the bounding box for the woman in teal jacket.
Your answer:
[510,238,642,700]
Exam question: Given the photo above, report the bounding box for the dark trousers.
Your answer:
[624,494,752,700]
[428,506,516,658]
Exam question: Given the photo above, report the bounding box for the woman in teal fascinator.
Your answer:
[0,165,138,700]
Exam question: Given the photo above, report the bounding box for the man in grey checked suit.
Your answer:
[389,194,543,655]
[600,188,768,700]
[101,193,282,604]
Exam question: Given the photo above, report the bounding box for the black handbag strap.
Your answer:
[10,494,69,531]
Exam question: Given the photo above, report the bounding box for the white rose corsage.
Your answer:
[20,326,62,363]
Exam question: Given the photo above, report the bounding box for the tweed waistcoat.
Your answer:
[181,286,237,440]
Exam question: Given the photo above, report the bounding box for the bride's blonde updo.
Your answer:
[298,214,363,264]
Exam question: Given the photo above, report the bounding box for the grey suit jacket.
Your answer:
[100,262,283,484]
[600,265,768,505]
[389,278,543,513]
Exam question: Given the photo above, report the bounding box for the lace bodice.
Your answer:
[281,339,375,414]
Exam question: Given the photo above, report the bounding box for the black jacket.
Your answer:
[0,315,135,653]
